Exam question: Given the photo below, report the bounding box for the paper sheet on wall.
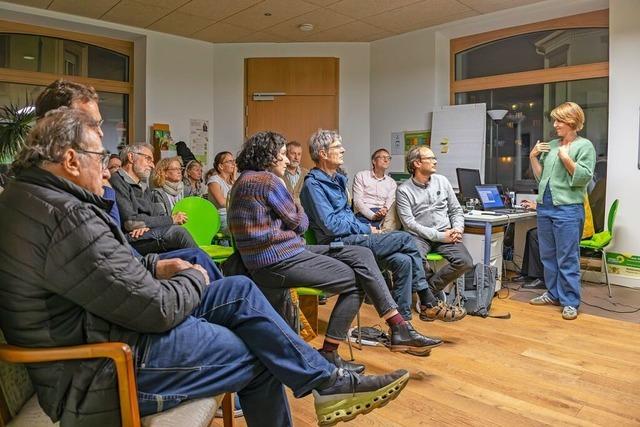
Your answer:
[189,119,209,165]
[430,103,486,189]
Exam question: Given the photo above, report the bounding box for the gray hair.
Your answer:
[120,143,153,166]
[308,129,341,163]
[12,107,93,174]
[406,146,430,175]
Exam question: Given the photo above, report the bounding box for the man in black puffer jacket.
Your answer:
[0,108,409,427]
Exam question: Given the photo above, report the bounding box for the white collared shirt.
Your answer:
[352,169,397,219]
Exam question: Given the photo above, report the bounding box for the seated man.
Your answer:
[110,143,198,255]
[396,146,473,320]
[283,140,309,203]
[301,129,463,323]
[228,132,440,364]
[353,148,396,229]
[0,107,409,427]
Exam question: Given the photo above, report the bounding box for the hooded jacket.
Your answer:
[300,168,369,244]
[0,167,206,426]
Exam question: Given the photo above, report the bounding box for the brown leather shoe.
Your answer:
[419,301,466,322]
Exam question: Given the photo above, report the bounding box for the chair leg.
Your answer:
[346,330,354,361]
[356,311,362,350]
[221,393,235,427]
[601,250,612,298]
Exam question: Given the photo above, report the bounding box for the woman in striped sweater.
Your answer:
[228,132,441,372]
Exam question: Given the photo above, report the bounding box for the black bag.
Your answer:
[452,263,500,318]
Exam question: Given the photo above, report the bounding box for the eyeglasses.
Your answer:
[420,156,437,162]
[222,159,236,165]
[376,155,392,161]
[134,152,155,163]
[76,148,110,168]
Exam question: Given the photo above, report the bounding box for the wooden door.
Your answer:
[245,57,339,169]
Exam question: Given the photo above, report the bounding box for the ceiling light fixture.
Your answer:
[23,55,35,60]
[298,23,314,32]
[264,12,272,16]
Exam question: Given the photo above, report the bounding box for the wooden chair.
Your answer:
[0,340,234,427]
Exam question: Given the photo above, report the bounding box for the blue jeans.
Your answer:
[342,231,429,320]
[157,247,223,282]
[537,186,584,308]
[135,276,335,427]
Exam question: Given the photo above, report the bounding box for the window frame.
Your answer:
[449,9,609,103]
[0,19,135,143]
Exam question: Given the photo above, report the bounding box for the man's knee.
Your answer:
[452,249,474,273]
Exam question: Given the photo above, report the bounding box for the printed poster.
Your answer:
[189,119,209,165]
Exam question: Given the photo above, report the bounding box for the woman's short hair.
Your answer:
[550,102,585,131]
[308,129,341,163]
[152,156,182,188]
[213,151,233,174]
[184,159,203,177]
[236,131,287,172]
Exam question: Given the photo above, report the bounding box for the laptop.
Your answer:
[474,185,527,214]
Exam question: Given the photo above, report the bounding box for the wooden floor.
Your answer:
[229,296,640,427]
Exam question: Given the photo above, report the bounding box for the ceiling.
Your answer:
[4,0,544,43]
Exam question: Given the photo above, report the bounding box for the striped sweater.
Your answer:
[228,170,307,270]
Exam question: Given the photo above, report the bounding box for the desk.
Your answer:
[464,210,537,265]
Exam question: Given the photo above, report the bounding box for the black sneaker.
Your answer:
[313,368,409,426]
[388,322,443,354]
[319,349,366,374]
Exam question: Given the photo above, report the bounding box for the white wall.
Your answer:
[606,0,640,287]
[370,0,640,287]
[213,43,370,177]
[0,1,216,164]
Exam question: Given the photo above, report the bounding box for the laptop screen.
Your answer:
[475,185,505,209]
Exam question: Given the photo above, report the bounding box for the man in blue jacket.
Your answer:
[301,129,464,322]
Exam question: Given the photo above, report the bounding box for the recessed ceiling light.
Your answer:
[298,23,314,32]
[264,12,272,16]
[23,55,35,60]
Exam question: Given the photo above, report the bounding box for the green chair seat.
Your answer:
[580,230,612,249]
[426,253,444,262]
[172,196,234,263]
[295,287,325,297]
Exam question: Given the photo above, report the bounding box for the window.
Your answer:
[451,10,608,208]
[0,20,134,151]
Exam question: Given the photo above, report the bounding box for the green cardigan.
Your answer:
[535,136,596,206]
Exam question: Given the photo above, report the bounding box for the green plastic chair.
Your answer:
[580,199,619,298]
[172,196,234,263]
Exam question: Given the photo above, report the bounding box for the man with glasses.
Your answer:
[396,146,473,320]
[110,143,198,255]
[301,129,464,324]
[353,148,396,229]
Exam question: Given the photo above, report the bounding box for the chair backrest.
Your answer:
[172,196,220,246]
[607,199,619,234]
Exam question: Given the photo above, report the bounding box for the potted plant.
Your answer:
[0,100,36,164]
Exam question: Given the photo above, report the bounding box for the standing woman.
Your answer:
[529,102,596,320]
[152,157,186,216]
[207,151,236,234]
[183,160,207,197]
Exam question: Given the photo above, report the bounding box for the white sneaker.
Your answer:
[562,306,578,320]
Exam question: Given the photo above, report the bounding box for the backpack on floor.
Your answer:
[452,263,505,318]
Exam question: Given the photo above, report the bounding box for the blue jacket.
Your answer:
[300,168,370,244]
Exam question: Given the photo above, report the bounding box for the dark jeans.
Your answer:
[136,276,335,427]
[355,207,382,229]
[537,186,584,308]
[157,247,223,282]
[521,228,544,279]
[129,224,198,255]
[412,237,474,292]
[251,245,397,340]
[341,231,430,320]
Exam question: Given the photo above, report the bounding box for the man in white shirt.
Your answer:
[396,146,473,317]
[283,141,309,203]
[353,148,397,229]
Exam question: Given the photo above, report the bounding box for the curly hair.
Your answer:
[12,107,93,174]
[236,131,287,172]
[35,80,98,119]
[152,156,182,188]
